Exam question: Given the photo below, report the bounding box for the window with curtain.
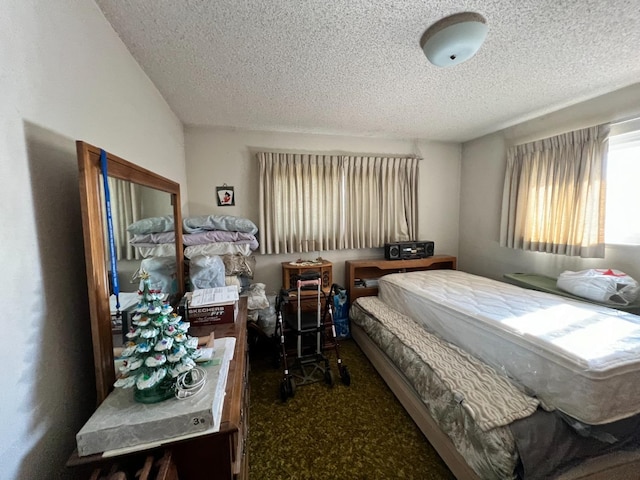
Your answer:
[605,128,640,245]
[257,152,418,254]
[499,124,610,258]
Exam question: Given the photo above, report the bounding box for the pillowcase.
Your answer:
[127,215,174,235]
[183,214,258,235]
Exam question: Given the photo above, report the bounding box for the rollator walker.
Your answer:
[275,272,351,401]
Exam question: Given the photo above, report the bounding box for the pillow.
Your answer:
[127,215,174,235]
[183,214,258,235]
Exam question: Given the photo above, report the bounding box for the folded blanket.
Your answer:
[130,230,259,250]
[129,231,175,245]
[183,214,258,235]
[184,243,252,258]
[183,231,258,250]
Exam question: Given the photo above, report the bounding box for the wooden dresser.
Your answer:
[68,297,250,480]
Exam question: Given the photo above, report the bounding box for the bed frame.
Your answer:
[351,323,640,480]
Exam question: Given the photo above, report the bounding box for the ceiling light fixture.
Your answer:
[420,12,488,67]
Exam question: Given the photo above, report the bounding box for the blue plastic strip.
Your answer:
[100,149,120,313]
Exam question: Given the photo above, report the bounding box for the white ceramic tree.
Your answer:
[114,271,200,403]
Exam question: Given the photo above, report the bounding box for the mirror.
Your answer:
[107,182,175,347]
[77,141,185,405]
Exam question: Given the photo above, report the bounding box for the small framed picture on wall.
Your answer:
[216,185,235,206]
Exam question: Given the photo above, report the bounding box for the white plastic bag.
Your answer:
[189,255,225,289]
[140,257,178,294]
[557,269,639,305]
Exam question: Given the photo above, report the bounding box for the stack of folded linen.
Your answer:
[182,214,259,291]
[126,214,260,293]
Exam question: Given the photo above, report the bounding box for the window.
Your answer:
[257,152,418,254]
[605,130,640,245]
[499,124,609,258]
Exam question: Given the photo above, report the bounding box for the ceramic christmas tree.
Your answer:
[115,271,201,403]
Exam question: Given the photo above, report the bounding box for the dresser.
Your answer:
[68,297,250,480]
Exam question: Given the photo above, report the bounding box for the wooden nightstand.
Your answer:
[282,260,332,293]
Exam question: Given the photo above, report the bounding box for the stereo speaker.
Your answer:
[384,241,434,260]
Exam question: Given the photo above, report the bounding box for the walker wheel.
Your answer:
[324,368,335,387]
[340,365,351,386]
[288,376,296,398]
[279,379,290,402]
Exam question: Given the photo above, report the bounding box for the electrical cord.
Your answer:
[175,366,207,400]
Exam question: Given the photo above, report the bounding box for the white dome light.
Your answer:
[420,12,488,67]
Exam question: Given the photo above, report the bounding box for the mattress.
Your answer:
[378,270,640,425]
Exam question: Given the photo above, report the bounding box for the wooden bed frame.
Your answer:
[351,323,640,480]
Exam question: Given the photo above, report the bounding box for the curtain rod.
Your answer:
[254,150,422,160]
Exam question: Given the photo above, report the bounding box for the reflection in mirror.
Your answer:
[77,141,184,405]
[102,179,176,350]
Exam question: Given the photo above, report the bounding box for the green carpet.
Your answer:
[248,338,456,480]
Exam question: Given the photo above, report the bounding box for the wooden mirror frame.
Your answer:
[77,141,185,405]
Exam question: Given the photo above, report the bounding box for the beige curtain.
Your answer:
[500,124,610,258]
[258,152,343,254]
[343,156,418,249]
[103,177,142,260]
[258,152,418,254]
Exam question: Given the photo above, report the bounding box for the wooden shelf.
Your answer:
[346,255,457,302]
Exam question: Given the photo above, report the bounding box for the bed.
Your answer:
[349,269,640,479]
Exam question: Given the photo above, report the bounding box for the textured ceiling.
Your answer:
[95,0,640,142]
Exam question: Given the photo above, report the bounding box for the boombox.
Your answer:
[384,241,435,260]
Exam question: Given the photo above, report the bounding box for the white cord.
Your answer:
[175,367,207,400]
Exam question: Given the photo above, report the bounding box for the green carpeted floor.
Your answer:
[248,337,456,479]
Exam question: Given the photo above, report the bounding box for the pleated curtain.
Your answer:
[101,177,142,260]
[258,152,343,254]
[499,124,610,258]
[258,152,418,254]
[343,156,418,249]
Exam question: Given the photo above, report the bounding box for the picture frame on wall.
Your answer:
[216,185,235,206]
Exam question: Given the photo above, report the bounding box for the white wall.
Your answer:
[459,83,640,281]
[0,1,186,478]
[185,127,461,292]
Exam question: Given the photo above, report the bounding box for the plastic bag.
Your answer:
[333,286,350,338]
[257,294,277,337]
[557,269,640,305]
[189,255,225,289]
[140,257,177,294]
[246,283,270,310]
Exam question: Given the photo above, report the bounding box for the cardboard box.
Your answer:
[179,293,238,337]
